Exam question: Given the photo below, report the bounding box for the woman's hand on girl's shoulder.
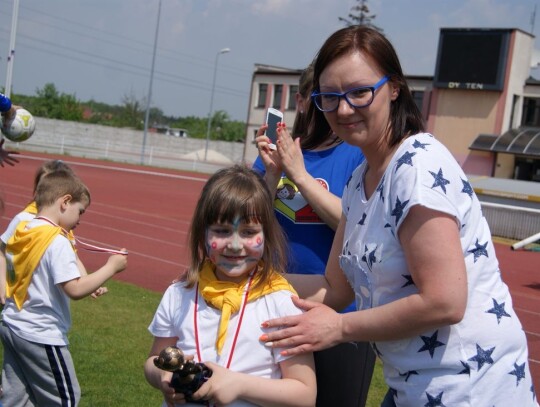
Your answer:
[260,297,344,356]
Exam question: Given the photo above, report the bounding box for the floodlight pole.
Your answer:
[204,47,230,161]
[4,0,20,97]
[141,0,162,165]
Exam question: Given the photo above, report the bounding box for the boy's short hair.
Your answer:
[33,160,74,195]
[35,170,91,210]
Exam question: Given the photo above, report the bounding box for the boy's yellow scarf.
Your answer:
[22,202,76,247]
[198,261,296,355]
[6,221,73,310]
[23,201,38,215]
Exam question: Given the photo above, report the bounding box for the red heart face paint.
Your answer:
[206,218,265,283]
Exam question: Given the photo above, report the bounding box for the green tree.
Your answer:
[117,92,144,129]
[6,85,247,138]
[339,0,383,32]
[30,83,83,121]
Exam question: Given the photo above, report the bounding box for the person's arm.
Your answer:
[192,354,316,407]
[61,251,127,299]
[0,139,20,167]
[261,205,467,355]
[75,255,108,298]
[0,95,22,167]
[144,336,179,407]
[275,125,342,230]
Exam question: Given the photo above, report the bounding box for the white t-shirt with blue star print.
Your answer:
[340,133,538,406]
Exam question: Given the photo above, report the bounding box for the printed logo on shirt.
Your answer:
[274,177,329,224]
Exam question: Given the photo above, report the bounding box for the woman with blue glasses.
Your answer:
[260,25,538,406]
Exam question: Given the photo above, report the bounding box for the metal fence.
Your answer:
[481,202,540,241]
[3,117,247,174]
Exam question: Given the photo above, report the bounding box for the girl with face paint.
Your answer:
[145,165,316,407]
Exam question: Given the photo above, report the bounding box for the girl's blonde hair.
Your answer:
[185,164,288,288]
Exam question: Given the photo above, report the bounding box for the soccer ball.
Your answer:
[1,108,36,142]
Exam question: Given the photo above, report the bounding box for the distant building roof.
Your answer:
[470,127,540,158]
[253,63,303,75]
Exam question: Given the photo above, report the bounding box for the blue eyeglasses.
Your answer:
[311,76,390,112]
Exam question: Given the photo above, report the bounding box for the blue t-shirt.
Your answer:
[0,93,12,113]
[253,141,364,312]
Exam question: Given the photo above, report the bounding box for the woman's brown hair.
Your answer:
[308,25,424,147]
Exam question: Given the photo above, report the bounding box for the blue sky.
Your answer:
[0,0,539,121]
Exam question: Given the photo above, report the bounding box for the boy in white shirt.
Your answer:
[1,170,127,406]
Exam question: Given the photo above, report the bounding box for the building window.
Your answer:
[287,85,298,110]
[257,84,268,108]
[273,84,283,109]
[522,97,540,127]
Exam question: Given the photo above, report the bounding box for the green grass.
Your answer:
[1,280,387,406]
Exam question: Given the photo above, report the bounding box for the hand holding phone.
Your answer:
[265,108,283,150]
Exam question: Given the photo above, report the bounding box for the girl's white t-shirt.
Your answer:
[148,282,302,407]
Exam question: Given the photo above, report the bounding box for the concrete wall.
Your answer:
[3,117,247,174]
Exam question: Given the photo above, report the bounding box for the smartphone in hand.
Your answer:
[265,108,283,150]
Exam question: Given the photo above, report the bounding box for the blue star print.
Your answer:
[412,139,430,150]
[391,196,409,225]
[399,370,418,382]
[358,212,367,225]
[424,391,446,407]
[429,168,450,194]
[345,174,353,189]
[458,361,471,375]
[468,344,495,370]
[468,239,489,262]
[401,274,415,287]
[361,245,377,271]
[395,150,416,172]
[509,362,526,386]
[418,330,445,358]
[461,178,474,198]
[376,179,385,202]
[486,298,511,324]
[342,240,351,256]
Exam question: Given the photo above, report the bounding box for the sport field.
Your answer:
[2,152,537,405]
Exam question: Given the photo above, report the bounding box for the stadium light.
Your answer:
[141,0,162,165]
[204,47,231,162]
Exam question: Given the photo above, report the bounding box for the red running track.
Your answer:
[1,152,539,389]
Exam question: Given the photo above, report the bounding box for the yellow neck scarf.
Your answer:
[198,261,296,355]
[6,221,73,310]
[22,204,76,248]
[23,201,38,215]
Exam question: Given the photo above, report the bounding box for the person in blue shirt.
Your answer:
[254,64,375,407]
